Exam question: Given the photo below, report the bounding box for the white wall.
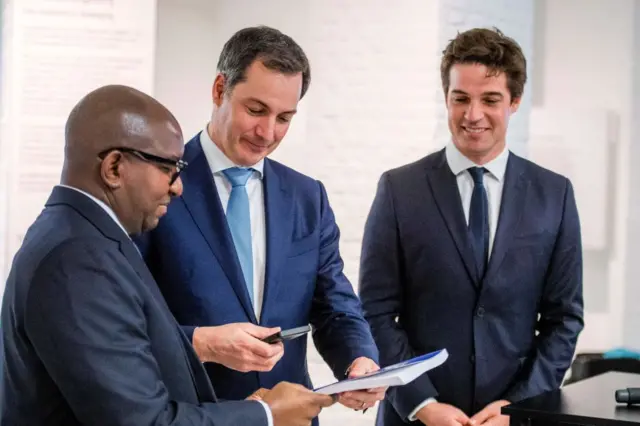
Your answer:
[624,0,640,349]
[0,0,158,286]
[533,0,637,352]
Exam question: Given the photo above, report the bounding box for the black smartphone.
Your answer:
[262,325,311,344]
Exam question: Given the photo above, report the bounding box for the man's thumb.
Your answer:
[467,412,486,425]
[246,324,281,339]
[315,393,336,408]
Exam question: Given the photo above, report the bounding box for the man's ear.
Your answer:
[100,151,124,190]
[212,73,227,107]
[509,96,522,114]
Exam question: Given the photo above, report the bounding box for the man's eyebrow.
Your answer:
[246,98,297,115]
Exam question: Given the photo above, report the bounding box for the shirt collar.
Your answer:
[58,184,129,237]
[199,127,265,178]
[445,141,509,181]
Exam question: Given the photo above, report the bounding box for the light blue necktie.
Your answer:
[223,167,254,303]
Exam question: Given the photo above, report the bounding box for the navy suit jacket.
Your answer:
[359,149,584,425]
[1,186,267,425]
[135,134,378,402]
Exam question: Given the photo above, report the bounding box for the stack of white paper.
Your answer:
[314,349,449,395]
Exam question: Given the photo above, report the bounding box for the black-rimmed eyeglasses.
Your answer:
[98,147,188,185]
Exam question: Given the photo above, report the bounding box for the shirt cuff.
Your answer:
[257,400,273,426]
[408,397,437,421]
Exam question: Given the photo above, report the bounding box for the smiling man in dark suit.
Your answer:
[359,28,584,426]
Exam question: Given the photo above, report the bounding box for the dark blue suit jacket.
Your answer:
[135,134,378,402]
[1,186,267,425]
[359,149,584,425]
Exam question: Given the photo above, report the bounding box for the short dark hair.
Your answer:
[440,27,527,102]
[216,26,311,99]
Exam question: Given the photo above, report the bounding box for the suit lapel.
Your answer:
[484,154,528,280]
[180,139,258,323]
[120,239,217,402]
[426,150,479,286]
[46,186,216,402]
[260,159,294,324]
[121,240,216,402]
[120,240,172,311]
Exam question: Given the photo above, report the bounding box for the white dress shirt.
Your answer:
[60,183,273,425]
[59,185,129,237]
[199,131,273,425]
[200,129,267,320]
[408,142,509,421]
[445,141,509,257]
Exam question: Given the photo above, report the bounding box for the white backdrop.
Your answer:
[0,0,158,290]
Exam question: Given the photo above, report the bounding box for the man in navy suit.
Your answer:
[0,84,335,425]
[359,28,584,426]
[135,26,384,418]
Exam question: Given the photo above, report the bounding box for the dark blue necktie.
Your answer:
[468,167,489,280]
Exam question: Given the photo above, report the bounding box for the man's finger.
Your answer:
[482,417,506,426]
[245,337,283,358]
[344,390,383,404]
[348,365,368,377]
[258,342,284,360]
[269,342,285,356]
[251,359,279,372]
[337,394,362,409]
[246,388,269,401]
[313,393,337,408]
[265,345,285,364]
[347,359,377,377]
[469,409,491,424]
[252,350,284,372]
[243,324,281,339]
[236,351,278,372]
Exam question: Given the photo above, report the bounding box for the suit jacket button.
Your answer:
[470,354,476,363]
[476,306,485,317]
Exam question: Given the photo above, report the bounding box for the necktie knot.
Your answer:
[223,167,253,187]
[467,167,487,186]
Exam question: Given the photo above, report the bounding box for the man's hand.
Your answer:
[192,323,284,372]
[262,382,336,426]
[469,400,510,426]
[337,357,387,411]
[415,402,471,426]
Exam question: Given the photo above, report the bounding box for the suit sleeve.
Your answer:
[359,173,438,420]
[133,232,197,343]
[504,178,584,402]
[309,181,379,379]
[25,238,268,426]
